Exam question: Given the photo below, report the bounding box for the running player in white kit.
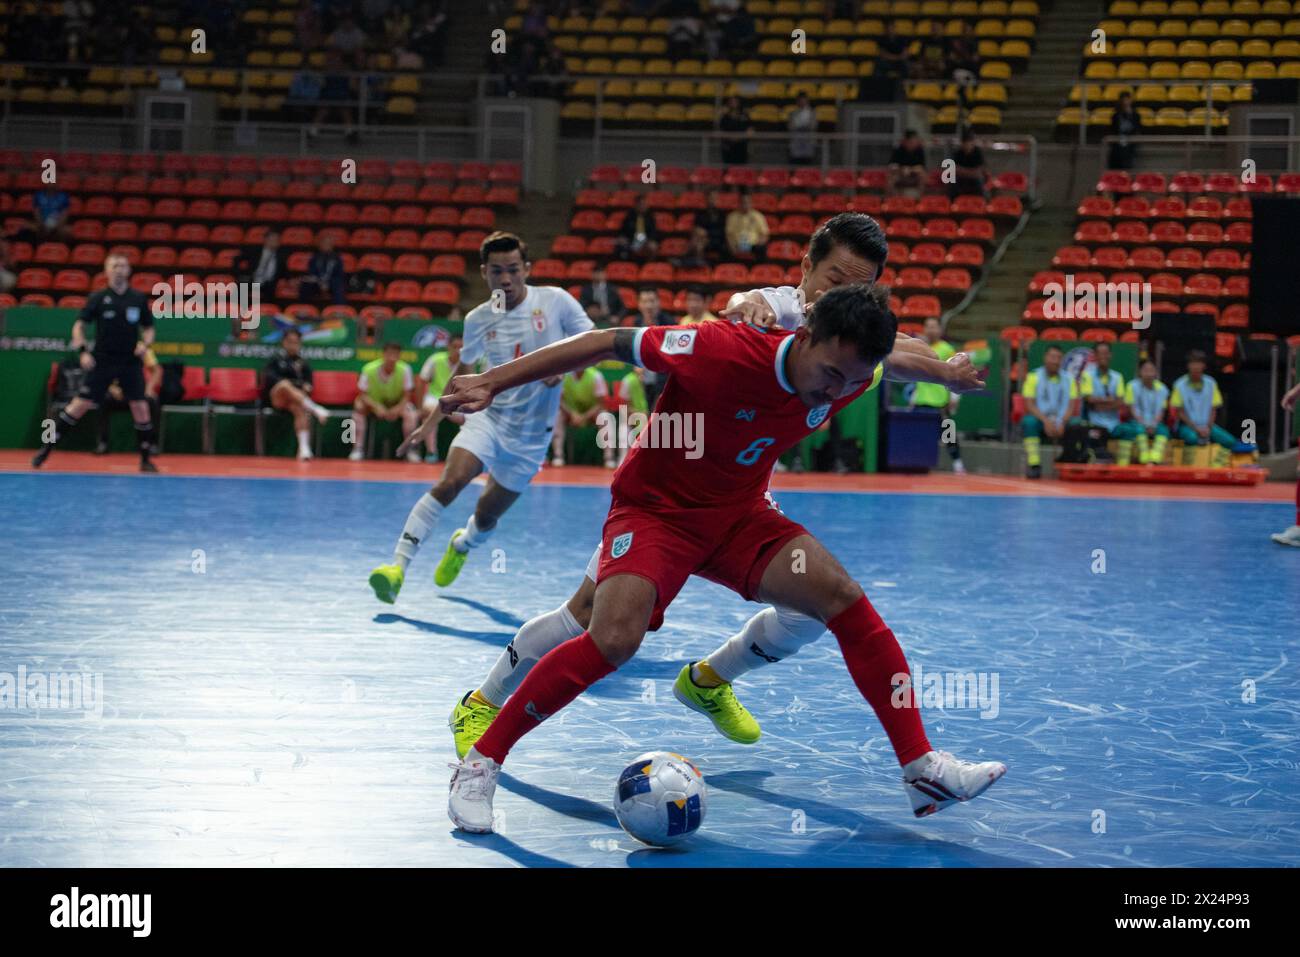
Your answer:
[368,231,593,603]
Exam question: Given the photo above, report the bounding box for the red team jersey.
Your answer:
[596,320,881,628]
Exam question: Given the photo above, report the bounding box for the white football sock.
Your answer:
[393,492,444,571]
[701,605,826,683]
[296,429,311,454]
[303,398,326,416]
[478,603,584,707]
[452,514,492,554]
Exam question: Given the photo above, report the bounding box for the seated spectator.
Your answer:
[1079,341,1126,463]
[622,286,675,328]
[351,341,420,462]
[679,285,718,324]
[96,344,162,456]
[888,129,927,197]
[726,189,769,259]
[551,366,609,467]
[719,96,753,165]
[1108,92,1143,171]
[787,92,817,166]
[674,228,714,270]
[614,194,660,260]
[236,229,287,289]
[262,327,330,461]
[310,50,357,143]
[417,333,464,463]
[0,237,15,293]
[300,235,348,305]
[382,4,412,46]
[410,2,450,68]
[1116,358,1171,465]
[1021,344,1083,479]
[1171,350,1250,466]
[31,182,72,242]
[918,20,949,80]
[329,14,369,63]
[946,21,980,77]
[719,6,758,58]
[694,191,728,256]
[667,8,703,59]
[877,20,910,80]
[578,264,624,325]
[948,128,988,199]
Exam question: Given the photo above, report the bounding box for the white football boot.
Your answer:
[903,749,1006,818]
[448,748,501,833]
[1270,525,1300,547]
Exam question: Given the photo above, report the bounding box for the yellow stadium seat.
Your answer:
[1103,82,1134,101]
[826,18,854,36]
[1154,106,1188,127]
[1117,61,1150,79]
[1010,0,1040,14]
[756,81,788,100]
[1180,60,1212,79]
[1056,106,1082,128]
[1212,61,1245,79]
[1086,107,1113,128]
[674,59,703,75]
[758,38,788,56]
[1206,83,1234,103]
[181,69,208,87]
[827,60,856,77]
[895,1,923,14]
[980,61,1012,80]
[850,39,878,56]
[1207,39,1239,57]
[597,102,625,122]
[246,50,274,67]
[750,0,775,12]
[274,51,302,68]
[1200,1,1230,12]
[974,83,1008,105]
[931,105,960,130]
[633,79,664,98]
[79,88,108,106]
[604,79,634,98]
[107,89,130,107]
[1276,62,1300,78]
[1148,60,1179,78]
[978,40,1001,57]
[857,18,886,36]
[654,103,686,123]
[821,38,850,56]
[695,81,724,98]
[1133,83,1167,105]
[159,47,184,64]
[47,87,77,104]
[1263,0,1291,13]
[664,79,694,98]
[120,68,151,86]
[1156,20,1187,37]
[1252,19,1283,37]
[585,58,613,74]
[910,82,945,103]
[17,86,47,104]
[560,16,587,31]
[1069,83,1104,103]
[643,59,673,74]
[639,37,667,55]
[553,36,578,52]
[1006,19,1035,38]
[1098,19,1127,37]
[1234,78,1258,95]
[267,29,294,46]
[1245,61,1278,77]
[624,103,655,123]
[208,70,237,89]
[502,16,521,31]
[1115,40,1147,57]
[578,37,609,54]
[980,1,1010,14]
[1168,1,1198,14]
[1111,0,1139,13]
[686,103,716,123]
[1000,39,1031,59]
[265,72,291,91]
[1242,38,1272,57]
[1176,40,1208,57]
[795,60,826,77]
[863,0,890,13]
[1127,20,1156,38]
[1276,40,1300,56]
[766,17,796,35]
[1085,61,1119,79]
[613,59,642,76]
[975,19,1004,37]
[590,17,617,32]
[1287,21,1300,38]
[952,0,980,12]
[561,102,594,121]
[1147,39,1177,57]
[1188,20,1220,37]
[647,17,669,32]
[749,104,780,123]
[389,74,419,95]
[736,59,765,77]
[768,61,796,76]
[608,37,636,55]
[1232,0,1262,12]
[87,67,117,84]
[1167,83,1201,105]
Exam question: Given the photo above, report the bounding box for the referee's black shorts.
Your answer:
[80,355,145,404]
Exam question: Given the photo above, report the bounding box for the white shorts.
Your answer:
[448,412,550,493]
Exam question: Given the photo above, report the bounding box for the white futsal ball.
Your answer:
[613,751,707,846]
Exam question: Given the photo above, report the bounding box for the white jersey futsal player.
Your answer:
[368,231,593,603]
[447,214,995,818]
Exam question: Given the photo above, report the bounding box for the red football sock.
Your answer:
[829,594,932,767]
[1294,475,1298,526]
[472,632,616,764]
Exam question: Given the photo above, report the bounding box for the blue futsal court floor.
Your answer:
[1,470,1297,868]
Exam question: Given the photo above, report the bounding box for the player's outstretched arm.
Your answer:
[441,329,630,415]
[884,346,987,394]
[395,361,473,457]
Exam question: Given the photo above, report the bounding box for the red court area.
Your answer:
[2,450,1292,505]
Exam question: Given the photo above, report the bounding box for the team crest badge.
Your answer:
[806,403,831,428]
[611,532,633,559]
[661,329,697,355]
[125,306,141,324]
[532,310,546,332]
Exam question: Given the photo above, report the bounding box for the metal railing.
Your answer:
[1094,134,1300,178]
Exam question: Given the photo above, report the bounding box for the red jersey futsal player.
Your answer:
[438,285,1007,833]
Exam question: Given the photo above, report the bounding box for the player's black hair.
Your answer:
[637,285,659,297]
[1044,344,1064,355]
[686,284,708,298]
[1186,349,1207,364]
[1093,339,1111,353]
[381,340,401,352]
[480,231,528,265]
[807,212,889,272]
[1138,357,1156,370]
[805,283,897,364]
[282,326,301,340]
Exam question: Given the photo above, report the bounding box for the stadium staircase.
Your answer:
[999,0,1106,141]
[410,0,487,127]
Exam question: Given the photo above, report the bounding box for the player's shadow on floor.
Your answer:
[435,595,526,629]
[373,612,516,644]
[703,768,1020,867]
[499,772,621,829]
[447,829,576,868]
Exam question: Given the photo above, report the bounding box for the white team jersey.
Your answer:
[756,286,807,331]
[460,284,594,443]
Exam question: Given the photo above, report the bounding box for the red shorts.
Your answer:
[595,496,809,632]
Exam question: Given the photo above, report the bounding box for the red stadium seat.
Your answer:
[1040,326,1078,341]
[900,295,941,319]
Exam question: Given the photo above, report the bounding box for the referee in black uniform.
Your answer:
[33,252,158,472]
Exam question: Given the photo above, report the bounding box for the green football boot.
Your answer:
[368,563,404,604]
[450,691,502,760]
[672,663,761,744]
[434,529,469,587]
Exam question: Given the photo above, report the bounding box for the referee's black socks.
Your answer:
[32,409,81,468]
[135,420,153,463]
